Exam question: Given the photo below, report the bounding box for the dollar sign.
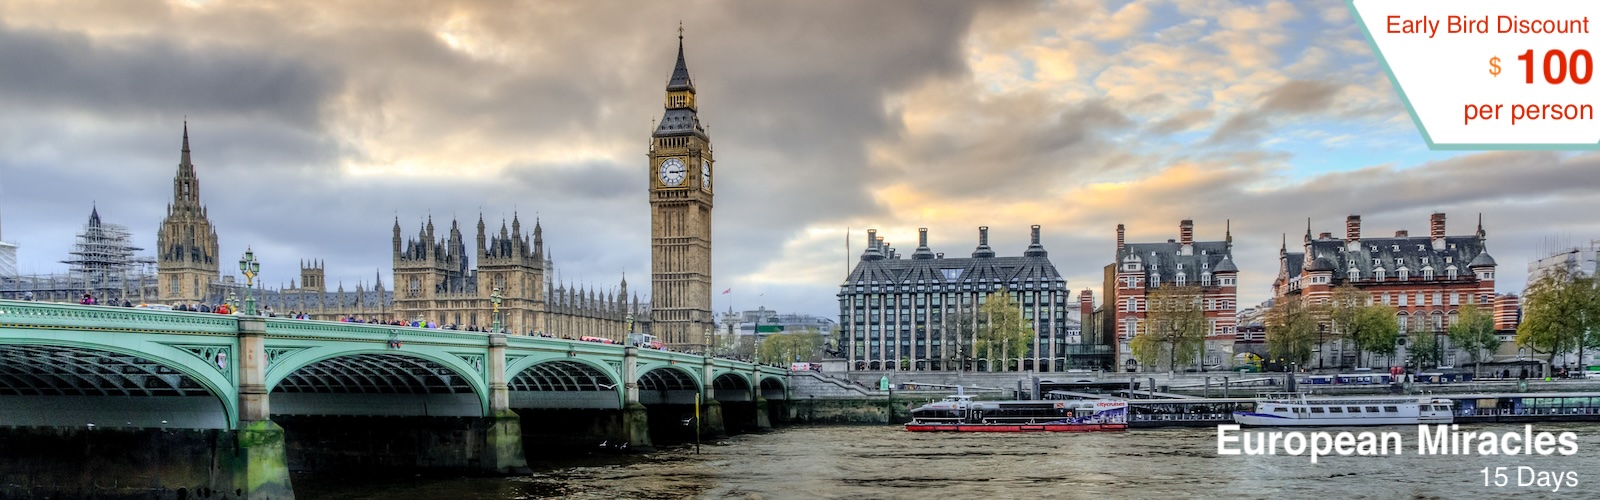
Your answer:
[1489,56,1502,77]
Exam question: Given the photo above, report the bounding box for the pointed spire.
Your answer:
[1225,219,1233,246]
[667,23,694,91]
[88,204,101,226]
[180,120,192,167]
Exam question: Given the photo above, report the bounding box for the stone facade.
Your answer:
[649,32,715,350]
[155,123,221,303]
[391,214,643,337]
[838,226,1092,372]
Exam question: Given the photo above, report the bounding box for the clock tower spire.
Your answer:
[649,26,714,352]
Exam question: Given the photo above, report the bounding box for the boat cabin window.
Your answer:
[1273,407,1288,412]
[1328,407,1343,413]
[1309,407,1324,413]
[1347,407,1362,413]
[1364,407,1380,413]
[1383,406,1398,413]
[1433,405,1450,411]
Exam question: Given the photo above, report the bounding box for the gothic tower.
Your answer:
[649,28,714,350]
[156,122,221,302]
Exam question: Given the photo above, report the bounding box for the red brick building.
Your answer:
[1111,220,1240,372]
[1272,213,1502,368]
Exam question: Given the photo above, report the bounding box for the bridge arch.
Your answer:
[507,359,622,409]
[265,347,489,417]
[760,376,789,400]
[0,339,237,429]
[637,365,701,405]
[711,372,752,402]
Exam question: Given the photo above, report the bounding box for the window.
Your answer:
[1383,406,1399,413]
[1201,272,1212,286]
[1310,407,1325,413]
[1398,267,1410,280]
[1175,273,1186,286]
[1329,407,1344,413]
[169,276,180,294]
[1365,406,1380,413]
[1348,268,1360,281]
[1375,268,1386,281]
[1347,407,1362,413]
[1422,267,1434,280]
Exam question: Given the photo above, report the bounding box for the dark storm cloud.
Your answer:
[0,23,335,127]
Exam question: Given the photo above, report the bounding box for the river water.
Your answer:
[297,423,1600,499]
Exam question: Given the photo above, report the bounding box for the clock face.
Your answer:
[701,160,711,190]
[659,158,686,186]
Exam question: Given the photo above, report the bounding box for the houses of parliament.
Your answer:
[134,32,718,345]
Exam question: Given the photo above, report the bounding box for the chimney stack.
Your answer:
[1116,224,1126,252]
[913,228,935,259]
[1179,220,1194,246]
[1318,232,1332,240]
[1430,212,1447,249]
[1346,215,1361,242]
[1079,290,1095,329]
[1025,225,1047,257]
[973,226,996,258]
[867,229,878,249]
[1395,230,1409,238]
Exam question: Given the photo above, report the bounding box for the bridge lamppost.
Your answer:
[238,247,260,316]
[490,287,503,334]
[703,327,712,357]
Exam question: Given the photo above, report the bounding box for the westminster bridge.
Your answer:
[0,300,790,499]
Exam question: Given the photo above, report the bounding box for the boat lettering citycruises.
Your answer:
[906,395,1128,432]
[1232,393,1454,427]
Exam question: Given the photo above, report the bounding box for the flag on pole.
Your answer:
[722,288,731,294]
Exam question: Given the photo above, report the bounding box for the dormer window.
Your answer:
[1446,265,1458,279]
[1422,266,1434,280]
[1375,268,1387,281]
[1201,272,1212,286]
[1176,272,1187,286]
[1348,268,1360,281]
[1398,267,1410,280]
[1151,274,1161,288]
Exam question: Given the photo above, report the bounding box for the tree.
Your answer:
[1517,267,1600,365]
[1128,329,1164,371]
[1407,327,1443,369]
[975,287,1033,372]
[756,331,825,366]
[1266,299,1320,367]
[1448,303,1499,376]
[1351,304,1399,368]
[1326,285,1367,368]
[1143,286,1208,372]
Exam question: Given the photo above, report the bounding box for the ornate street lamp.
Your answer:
[490,287,503,333]
[238,247,260,315]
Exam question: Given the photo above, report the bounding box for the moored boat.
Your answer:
[905,395,1128,432]
[1232,393,1454,426]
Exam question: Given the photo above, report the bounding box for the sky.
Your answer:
[2,0,1598,319]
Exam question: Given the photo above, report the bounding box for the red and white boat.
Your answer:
[905,395,1128,432]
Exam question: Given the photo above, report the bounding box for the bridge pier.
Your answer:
[752,367,773,431]
[700,359,726,438]
[236,317,295,499]
[621,347,655,452]
[482,334,529,473]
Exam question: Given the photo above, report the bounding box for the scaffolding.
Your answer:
[1,208,158,303]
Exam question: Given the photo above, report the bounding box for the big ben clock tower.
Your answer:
[649,28,714,351]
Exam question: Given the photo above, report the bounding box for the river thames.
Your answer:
[298,423,1600,499]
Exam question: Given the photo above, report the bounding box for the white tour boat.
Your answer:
[1232,393,1454,426]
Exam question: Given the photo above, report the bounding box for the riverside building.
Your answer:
[1272,213,1502,368]
[1110,220,1241,372]
[838,226,1099,372]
